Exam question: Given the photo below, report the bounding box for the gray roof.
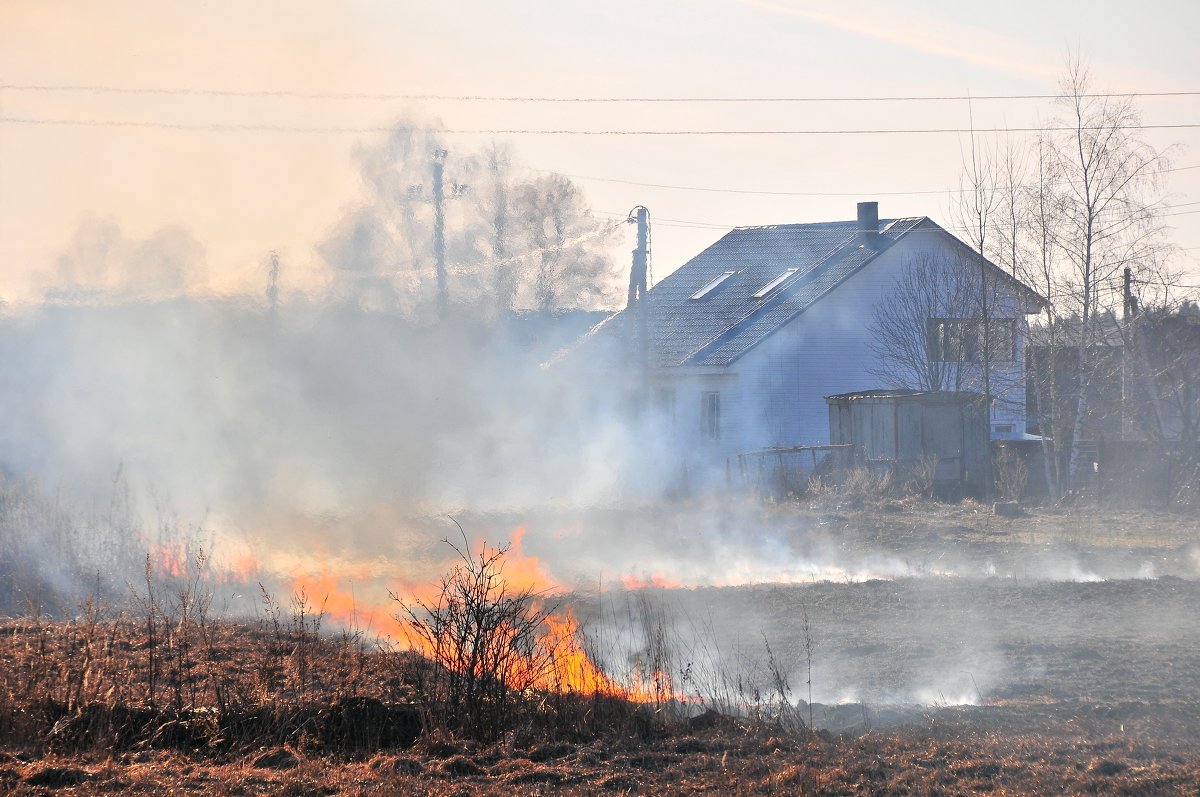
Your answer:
[583,214,1045,369]
[588,216,937,367]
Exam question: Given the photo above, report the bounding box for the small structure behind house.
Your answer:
[736,443,857,497]
[826,390,989,496]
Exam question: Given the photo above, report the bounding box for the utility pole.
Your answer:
[433,148,447,317]
[627,206,649,308]
[266,250,280,317]
[1123,266,1138,320]
[627,207,650,404]
[409,149,466,317]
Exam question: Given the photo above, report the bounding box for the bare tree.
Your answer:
[510,173,620,311]
[950,113,1007,496]
[1121,304,1200,503]
[481,142,517,309]
[318,120,619,313]
[869,253,977,392]
[869,246,1026,429]
[1022,134,1070,500]
[950,56,1177,501]
[1047,55,1173,487]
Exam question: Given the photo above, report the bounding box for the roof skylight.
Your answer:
[690,271,737,300]
[752,268,799,299]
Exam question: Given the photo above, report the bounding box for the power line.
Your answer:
[553,164,1200,198]
[0,116,393,134]
[2,115,1198,136]
[3,83,1199,103]
[596,211,732,231]
[600,209,1200,237]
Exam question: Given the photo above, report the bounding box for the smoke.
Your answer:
[2,119,1196,721]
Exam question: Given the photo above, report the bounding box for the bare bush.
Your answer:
[995,448,1028,502]
[905,454,940,499]
[393,524,561,741]
[808,466,895,508]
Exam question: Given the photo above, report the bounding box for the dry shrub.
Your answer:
[808,466,895,508]
[393,526,561,742]
[995,447,1028,501]
[904,454,939,498]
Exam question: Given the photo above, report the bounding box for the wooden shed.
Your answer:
[825,390,989,495]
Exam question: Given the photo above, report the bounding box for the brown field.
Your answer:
[3,500,1200,795]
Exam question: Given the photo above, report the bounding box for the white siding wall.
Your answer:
[652,369,742,487]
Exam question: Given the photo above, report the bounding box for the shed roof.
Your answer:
[825,389,982,404]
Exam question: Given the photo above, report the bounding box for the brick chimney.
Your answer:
[857,201,879,236]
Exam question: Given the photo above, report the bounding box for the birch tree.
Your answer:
[1047,56,1173,487]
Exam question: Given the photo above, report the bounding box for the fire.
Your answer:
[214,551,261,585]
[540,608,685,703]
[148,542,189,579]
[160,522,690,705]
[620,572,683,590]
[388,526,689,704]
[542,609,626,695]
[493,526,561,593]
[148,538,262,585]
[286,552,386,628]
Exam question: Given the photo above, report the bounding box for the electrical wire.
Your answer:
[2,116,1199,136]
[599,209,1200,237]
[547,164,1200,199]
[3,83,1198,103]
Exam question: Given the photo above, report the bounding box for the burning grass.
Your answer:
[5,567,1200,794]
[4,493,1200,792]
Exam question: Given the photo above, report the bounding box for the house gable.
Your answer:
[708,229,1035,449]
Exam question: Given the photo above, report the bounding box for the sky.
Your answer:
[1,0,1198,306]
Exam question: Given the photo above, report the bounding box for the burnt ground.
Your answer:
[644,577,1200,731]
[568,500,1200,731]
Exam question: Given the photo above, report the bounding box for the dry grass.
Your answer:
[4,723,1200,795]
[3,496,1200,793]
[2,615,1200,794]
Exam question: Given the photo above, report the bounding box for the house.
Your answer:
[584,201,1044,486]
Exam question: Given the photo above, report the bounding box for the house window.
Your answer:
[990,320,1016,362]
[690,271,737,300]
[700,391,720,440]
[752,268,799,299]
[927,319,1016,363]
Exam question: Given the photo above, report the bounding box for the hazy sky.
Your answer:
[2,0,1198,305]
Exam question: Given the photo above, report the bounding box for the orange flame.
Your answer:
[191,524,689,704]
[148,542,188,578]
[620,572,683,590]
[287,552,384,628]
[213,551,261,585]
[391,526,687,703]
